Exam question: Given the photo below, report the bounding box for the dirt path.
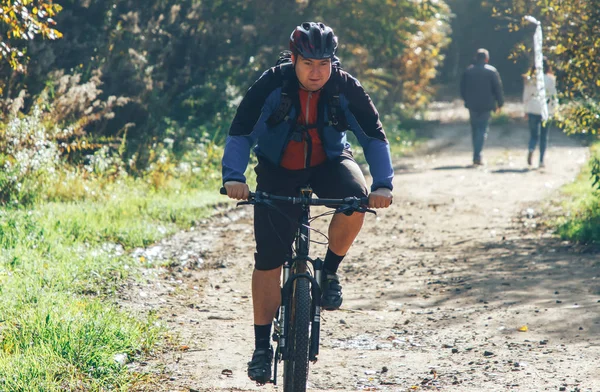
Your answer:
[124,112,600,392]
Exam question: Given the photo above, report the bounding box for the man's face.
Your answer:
[293,54,332,92]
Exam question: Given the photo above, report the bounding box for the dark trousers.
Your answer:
[469,110,491,162]
[527,114,549,163]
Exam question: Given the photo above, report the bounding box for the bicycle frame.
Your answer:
[219,186,373,389]
[277,187,323,363]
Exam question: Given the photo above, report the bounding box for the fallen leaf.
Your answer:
[517,325,528,332]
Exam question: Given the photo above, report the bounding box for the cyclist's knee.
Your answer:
[254,252,287,271]
[332,209,365,225]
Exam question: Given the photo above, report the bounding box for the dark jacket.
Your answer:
[221,63,394,191]
[460,61,504,112]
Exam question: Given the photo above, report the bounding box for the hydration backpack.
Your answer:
[266,51,348,132]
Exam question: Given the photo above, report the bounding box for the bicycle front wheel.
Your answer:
[283,274,311,391]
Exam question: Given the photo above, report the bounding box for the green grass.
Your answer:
[387,128,422,158]
[0,177,230,390]
[554,143,600,243]
[0,298,157,391]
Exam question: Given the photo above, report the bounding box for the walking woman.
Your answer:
[522,60,558,168]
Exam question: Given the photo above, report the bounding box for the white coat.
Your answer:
[523,73,558,117]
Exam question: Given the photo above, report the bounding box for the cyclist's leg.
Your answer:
[249,158,308,382]
[311,150,368,254]
[311,151,368,309]
[254,158,309,320]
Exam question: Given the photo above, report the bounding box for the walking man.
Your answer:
[460,48,505,165]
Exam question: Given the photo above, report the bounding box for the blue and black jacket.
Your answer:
[221,63,394,191]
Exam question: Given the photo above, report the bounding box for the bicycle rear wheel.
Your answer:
[283,264,311,392]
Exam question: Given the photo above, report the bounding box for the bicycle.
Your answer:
[220,186,374,391]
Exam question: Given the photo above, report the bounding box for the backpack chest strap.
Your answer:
[325,87,348,132]
[266,91,293,127]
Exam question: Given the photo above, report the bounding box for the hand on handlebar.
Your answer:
[223,181,250,200]
[369,188,393,209]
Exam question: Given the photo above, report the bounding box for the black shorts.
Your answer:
[253,152,368,271]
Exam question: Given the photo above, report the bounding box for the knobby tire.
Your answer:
[283,267,311,392]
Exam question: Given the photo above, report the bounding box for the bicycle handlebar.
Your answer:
[219,187,374,214]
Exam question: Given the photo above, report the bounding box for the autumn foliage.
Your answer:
[0,1,62,74]
[493,0,600,136]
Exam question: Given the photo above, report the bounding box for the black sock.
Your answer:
[323,248,345,273]
[254,324,272,349]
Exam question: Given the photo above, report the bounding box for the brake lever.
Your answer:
[355,206,376,215]
[335,205,377,216]
[334,205,352,215]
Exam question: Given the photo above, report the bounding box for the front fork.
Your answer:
[276,257,323,363]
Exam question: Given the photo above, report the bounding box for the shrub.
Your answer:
[0,107,73,205]
[591,155,600,192]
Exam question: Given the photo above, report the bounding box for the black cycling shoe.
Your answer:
[321,271,343,310]
[247,346,273,384]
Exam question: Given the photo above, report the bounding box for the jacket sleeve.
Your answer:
[357,136,394,192]
[229,68,277,136]
[460,71,467,103]
[547,75,557,98]
[522,78,532,109]
[492,70,505,108]
[221,69,277,184]
[222,135,254,184]
[339,73,394,191]
[546,75,559,116]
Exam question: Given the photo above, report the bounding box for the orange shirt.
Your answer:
[280,89,327,170]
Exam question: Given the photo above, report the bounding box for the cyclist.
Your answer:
[221,22,394,384]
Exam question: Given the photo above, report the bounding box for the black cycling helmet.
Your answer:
[289,22,338,59]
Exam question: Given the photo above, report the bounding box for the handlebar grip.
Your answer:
[220,187,227,195]
[362,195,393,206]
